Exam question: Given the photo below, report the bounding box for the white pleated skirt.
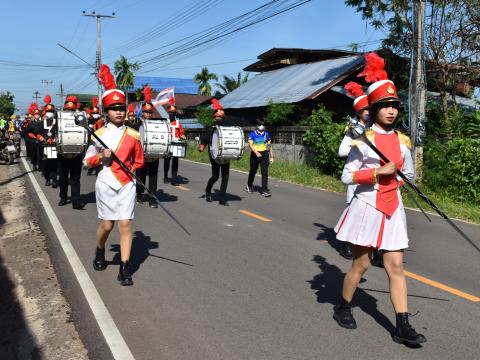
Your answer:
[95,181,136,220]
[334,196,409,251]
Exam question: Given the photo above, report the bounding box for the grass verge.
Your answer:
[186,143,480,224]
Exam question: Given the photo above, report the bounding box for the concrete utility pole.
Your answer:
[41,80,53,95]
[409,0,427,182]
[56,83,64,106]
[82,11,115,110]
[32,91,40,103]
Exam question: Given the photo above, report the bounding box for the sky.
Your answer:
[1,0,388,113]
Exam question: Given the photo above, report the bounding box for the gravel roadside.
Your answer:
[0,159,89,360]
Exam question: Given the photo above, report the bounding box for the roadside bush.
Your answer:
[303,105,345,177]
[424,138,480,204]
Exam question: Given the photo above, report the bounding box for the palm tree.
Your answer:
[114,55,140,94]
[216,72,249,94]
[193,67,218,96]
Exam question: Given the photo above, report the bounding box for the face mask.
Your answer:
[46,112,54,119]
[257,125,265,131]
[92,114,101,120]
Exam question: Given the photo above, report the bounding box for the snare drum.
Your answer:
[44,146,57,159]
[141,119,171,159]
[55,111,88,155]
[210,126,245,163]
[169,141,187,158]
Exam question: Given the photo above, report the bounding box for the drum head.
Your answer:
[210,128,219,159]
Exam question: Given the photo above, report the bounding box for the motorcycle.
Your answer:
[0,138,16,164]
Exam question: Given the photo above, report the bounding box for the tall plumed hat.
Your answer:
[98,64,125,108]
[358,52,399,105]
[211,98,224,117]
[167,95,177,114]
[344,82,368,113]
[142,85,154,112]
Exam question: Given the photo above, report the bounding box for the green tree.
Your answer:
[216,72,249,94]
[265,100,296,126]
[135,83,149,101]
[0,91,15,117]
[193,67,218,96]
[345,0,480,120]
[114,55,140,94]
[195,105,214,127]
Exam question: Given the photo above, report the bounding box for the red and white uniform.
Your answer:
[169,119,184,140]
[85,123,144,220]
[334,124,414,251]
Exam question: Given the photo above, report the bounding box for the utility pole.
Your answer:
[409,0,427,182]
[32,91,41,103]
[82,11,115,110]
[41,80,53,95]
[56,83,65,106]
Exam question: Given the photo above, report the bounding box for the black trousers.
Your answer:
[26,138,32,159]
[163,156,179,178]
[30,141,40,167]
[137,159,159,196]
[44,159,58,182]
[58,154,82,202]
[248,151,270,191]
[206,156,230,197]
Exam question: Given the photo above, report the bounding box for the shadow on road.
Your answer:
[314,222,343,255]
[307,255,395,335]
[0,253,41,359]
[0,170,30,187]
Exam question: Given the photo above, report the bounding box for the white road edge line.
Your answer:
[20,156,135,360]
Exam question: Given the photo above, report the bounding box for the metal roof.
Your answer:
[131,76,198,94]
[220,55,363,109]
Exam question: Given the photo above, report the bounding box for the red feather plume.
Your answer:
[211,98,223,111]
[128,104,134,112]
[44,95,51,104]
[144,86,151,103]
[357,52,388,83]
[92,97,98,108]
[98,64,116,90]
[169,95,175,107]
[344,82,365,98]
[31,103,38,112]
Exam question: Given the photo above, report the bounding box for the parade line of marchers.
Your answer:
[12,52,479,350]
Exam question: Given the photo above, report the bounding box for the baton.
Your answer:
[361,134,479,253]
[74,114,191,236]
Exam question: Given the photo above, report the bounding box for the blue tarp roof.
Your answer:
[131,76,198,94]
[220,55,363,109]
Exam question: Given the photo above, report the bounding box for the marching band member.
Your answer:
[125,104,140,130]
[92,98,105,131]
[245,118,273,197]
[85,64,144,286]
[333,52,426,346]
[163,96,185,185]
[57,96,86,209]
[136,86,160,208]
[337,82,370,260]
[199,99,230,206]
[41,95,58,187]
[26,103,42,171]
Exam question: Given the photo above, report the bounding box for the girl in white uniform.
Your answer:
[85,64,144,286]
[333,52,426,346]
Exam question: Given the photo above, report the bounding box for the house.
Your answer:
[219,48,365,126]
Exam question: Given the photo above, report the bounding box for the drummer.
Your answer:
[136,86,160,208]
[198,99,230,206]
[164,96,185,186]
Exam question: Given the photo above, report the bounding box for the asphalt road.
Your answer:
[23,157,480,360]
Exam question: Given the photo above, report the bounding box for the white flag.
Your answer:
[152,87,174,107]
